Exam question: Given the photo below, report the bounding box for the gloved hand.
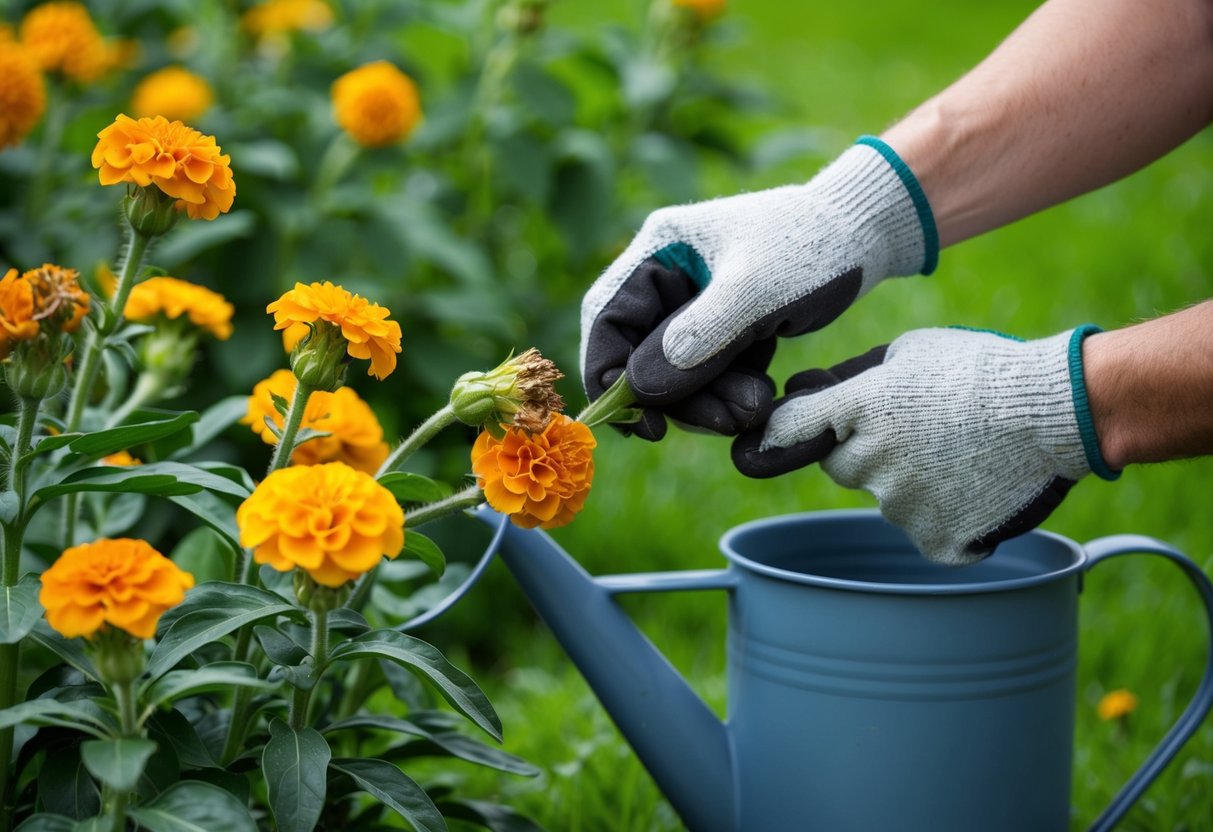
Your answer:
[580,136,939,440]
[733,326,1120,565]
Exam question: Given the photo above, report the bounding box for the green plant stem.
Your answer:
[575,371,640,428]
[103,680,138,832]
[266,380,314,475]
[220,686,255,766]
[6,397,38,522]
[376,404,458,476]
[406,484,486,528]
[106,371,163,427]
[289,608,329,730]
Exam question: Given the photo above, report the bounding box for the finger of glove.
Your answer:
[731,380,865,479]
[785,344,889,395]
[598,365,668,442]
[664,365,775,435]
[961,476,1078,561]
[583,257,699,399]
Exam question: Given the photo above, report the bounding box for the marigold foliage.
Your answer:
[244,369,389,473]
[472,414,596,529]
[1097,688,1139,721]
[92,114,236,221]
[0,268,40,358]
[131,66,214,122]
[18,1,122,82]
[243,0,334,37]
[267,281,402,380]
[237,462,405,587]
[124,275,234,339]
[332,61,422,147]
[23,263,90,333]
[39,538,195,639]
[0,39,45,149]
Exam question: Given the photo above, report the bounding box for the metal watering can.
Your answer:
[422,507,1213,831]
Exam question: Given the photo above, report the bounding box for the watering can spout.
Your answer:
[475,507,736,831]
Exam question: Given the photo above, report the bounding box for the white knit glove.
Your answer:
[733,326,1120,565]
[581,137,938,440]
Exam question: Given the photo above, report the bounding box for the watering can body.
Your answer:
[472,507,1213,832]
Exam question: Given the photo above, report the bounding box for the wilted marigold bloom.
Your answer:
[268,281,402,380]
[18,1,118,82]
[451,348,565,434]
[124,276,234,339]
[1097,689,1139,721]
[131,66,214,122]
[101,450,141,466]
[472,413,596,529]
[237,462,405,588]
[23,263,89,333]
[0,268,39,357]
[39,538,195,639]
[244,369,389,474]
[0,39,45,149]
[671,0,726,21]
[92,114,236,221]
[332,61,422,148]
[243,0,334,38]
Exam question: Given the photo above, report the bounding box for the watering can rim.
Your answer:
[718,508,1087,597]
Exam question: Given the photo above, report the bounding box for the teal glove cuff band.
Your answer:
[1067,324,1121,481]
[856,135,940,276]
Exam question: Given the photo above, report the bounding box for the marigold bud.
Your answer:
[4,331,71,399]
[91,628,146,686]
[294,570,350,613]
[288,321,348,392]
[123,185,180,237]
[450,348,565,433]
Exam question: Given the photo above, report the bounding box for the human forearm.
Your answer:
[882,0,1213,247]
[1084,300,1213,470]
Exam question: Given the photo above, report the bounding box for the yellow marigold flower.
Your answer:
[281,321,309,353]
[0,39,46,149]
[243,369,389,474]
[92,114,236,221]
[243,0,334,38]
[124,276,234,339]
[101,450,141,466]
[39,538,195,639]
[19,1,114,82]
[671,0,726,21]
[23,263,89,333]
[0,268,40,357]
[268,281,402,380]
[1097,689,1139,721]
[331,61,422,148]
[131,66,214,123]
[472,413,596,529]
[237,462,404,587]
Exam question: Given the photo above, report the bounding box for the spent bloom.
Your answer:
[18,2,123,82]
[268,281,402,384]
[124,276,234,339]
[332,61,422,148]
[243,0,334,38]
[39,538,195,639]
[237,462,405,587]
[92,114,236,222]
[131,66,214,122]
[451,348,565,435]
[0,38,45,149]
[24,263,90,333]
[244,369,389,474]
[1097,689,1139,721]
[472,413,596,529]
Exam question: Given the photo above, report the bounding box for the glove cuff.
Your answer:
[1067,324,1121,481]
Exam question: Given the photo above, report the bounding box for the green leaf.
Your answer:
[377,472,450,504]
[147,708,220,770]
[324,715,538,776]
[510,62,576,127]
[68,412,199,457]
[434,799,544,832]
[141,662,274,708]
[146,603,303,680]
[0,490,18,525]
[328,629,501,741]
[0,699,114,739]
[170,527,235,585]
[263,720,330,832]
[172,396,250,459]
[28,622,98,680]
[23,433,81,459]
[254,625,308,667]
[159,582,291,631]
[96,492,147,536]
[14,814,82,832]
[167,490,242,553]
[329,758,446,832]
[80,738,157,792]
[36,747,101,820]
[404,532,446,578]
[0,574,43,644]
[128,780,257,832]
[31,469,202,507]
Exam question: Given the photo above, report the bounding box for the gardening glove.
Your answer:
[732,326,1120,565]
[580,135,939,440]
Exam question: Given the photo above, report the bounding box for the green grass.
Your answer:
[410,1,1213,829]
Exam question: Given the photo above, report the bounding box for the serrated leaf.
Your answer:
[330,758,446,832]
[263,720,329,832]
[81,738,157,792]
[377,472,450,504]
[0,574,43,644]
[141,662,274,708]
[146,604,303,681]
[68,412,199,456]
[403,532,446,578]
[128,780,257,832]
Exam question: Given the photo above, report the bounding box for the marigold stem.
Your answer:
[106,371,163,428]
[405,484,485,528]
[377,404,458,477]
[267,380,315,475]
[575,371,641,428]
[289,608,329,731]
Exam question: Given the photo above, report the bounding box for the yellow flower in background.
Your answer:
[131,66,214,123]
[0,39,46,149]
[268,281,402,380]
[237,462,404,587]
[23,263,90,333]
[0,268,40,357]
[244,369,390,474]
[101,450,141,466]
[92,115,236,221]
[1097,689,1139,721]
[39,538,195,639]
[18,1,119,82]
[332,61,422,148]
[243,0,334,38]
[124,276,234,339]
[671,0,726,21]
[472,413,596,529]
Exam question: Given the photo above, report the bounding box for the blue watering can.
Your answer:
[411,507,1213,831]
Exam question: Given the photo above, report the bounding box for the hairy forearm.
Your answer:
[881,0,1213,247]
[1083,301,1213,470]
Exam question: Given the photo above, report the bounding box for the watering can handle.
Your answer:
[1081,534,1213,832]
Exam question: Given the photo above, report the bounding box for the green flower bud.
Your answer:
[294,570,350,613]
[4,332,71,400]
[123,186,180,238]
[449,348,564,433]
[141,325,197,381]
[90,629,147,686]
[289,321,349,393]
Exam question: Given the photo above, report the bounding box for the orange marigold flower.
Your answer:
[331,61,422,148]
[0,39,45,149]
[243,369,389,474]
[92,114,236,221]
[237,462,404,587]
[671,0,726,21]
[1097,689,1139,721]
[23,263,89,333]
[268,281,402,380]
[472,413,596,529]
[242,0,334,38]
[131,66,214,123]
[124,276,234,339]
[39,538,195,639]
[101,450,141,466]
[19,1,115,82]
[0,268,40,357]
